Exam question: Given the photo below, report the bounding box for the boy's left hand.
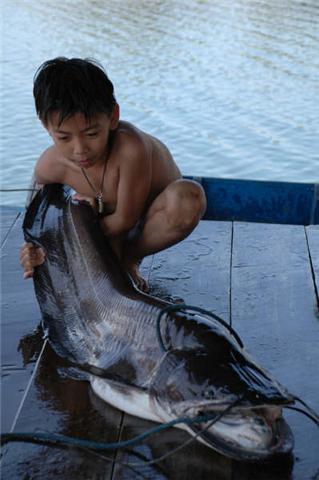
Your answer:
[20,242,46,279]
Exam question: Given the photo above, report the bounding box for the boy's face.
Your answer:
[45,107,119,168]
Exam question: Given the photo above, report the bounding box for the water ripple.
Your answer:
[1,0,318,206]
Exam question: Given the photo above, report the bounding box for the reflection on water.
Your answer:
[1,0,319,205]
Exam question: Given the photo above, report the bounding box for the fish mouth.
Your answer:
[185,407,294,461]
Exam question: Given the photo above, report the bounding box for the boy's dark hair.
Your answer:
[33,57,116,125]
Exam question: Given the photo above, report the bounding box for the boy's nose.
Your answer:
[73,138,88,155]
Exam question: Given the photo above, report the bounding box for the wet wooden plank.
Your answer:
[1,208,149,477]
[111,412,232,480]
[3,216,318,479]
[113,221,233,479]
[1,221,155,479]
[1,209,42,431]
[146,220,232,319]
[0,206,21,246]
[306,225,319,302]
[1,345,123,479]
[231,222,319,480]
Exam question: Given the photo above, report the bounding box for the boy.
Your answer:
[20,57,206,291]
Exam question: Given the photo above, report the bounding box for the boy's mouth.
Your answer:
[78,159,91,167]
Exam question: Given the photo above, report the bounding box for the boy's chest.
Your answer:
[66,166,119,214]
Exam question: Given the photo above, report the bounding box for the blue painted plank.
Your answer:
[231,222,319,480]
[186,177,318,225]
[202,178,316,225]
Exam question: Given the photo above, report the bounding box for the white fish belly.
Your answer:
[90,376,163,423]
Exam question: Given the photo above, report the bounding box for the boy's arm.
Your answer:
[100,142,151,237]
[34,147,66,184]
[20,147,66,278]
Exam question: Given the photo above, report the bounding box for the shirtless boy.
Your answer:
[20,57,206,291]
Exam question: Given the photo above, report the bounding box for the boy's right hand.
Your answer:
[20,242,45,279]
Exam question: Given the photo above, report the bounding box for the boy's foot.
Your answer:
[123,259,149,293]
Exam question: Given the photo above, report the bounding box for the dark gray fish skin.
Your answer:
[23,184,295,461]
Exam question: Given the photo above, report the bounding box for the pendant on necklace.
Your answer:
[96,192,104,214]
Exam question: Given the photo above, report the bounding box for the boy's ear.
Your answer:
[110,103,120,130]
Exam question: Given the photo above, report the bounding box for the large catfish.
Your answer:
[23,184,295,461]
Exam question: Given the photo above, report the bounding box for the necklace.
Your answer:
[81,159,107,215]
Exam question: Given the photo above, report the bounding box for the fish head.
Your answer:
[155,312,294,413]
[149,343,295,460]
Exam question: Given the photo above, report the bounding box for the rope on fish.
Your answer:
[156,303,244,352]
[0,188,40,192]
[0,399,241,467]
[80,398,242,468]
[285,405,319,426]
[284,396,319,427]
[0,410,225,450]
[9,337,48,433]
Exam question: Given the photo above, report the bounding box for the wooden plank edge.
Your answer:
[305,226,319,310]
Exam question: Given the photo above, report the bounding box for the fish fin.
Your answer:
[57,366,90,381]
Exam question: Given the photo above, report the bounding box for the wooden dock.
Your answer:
[1,206,319,479]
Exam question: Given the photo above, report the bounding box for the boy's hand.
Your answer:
[20,242,45,279]
[72,193,97,212]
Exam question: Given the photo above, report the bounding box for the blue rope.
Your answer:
[156,303,244,352]
[1,412,217,450]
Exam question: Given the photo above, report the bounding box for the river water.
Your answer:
[1,0,318,206]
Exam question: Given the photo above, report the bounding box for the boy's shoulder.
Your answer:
[113,121,150,161]
[35,146,68,184]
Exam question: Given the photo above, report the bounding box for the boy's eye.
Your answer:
[87,132,98,137]
[57,136,69,141]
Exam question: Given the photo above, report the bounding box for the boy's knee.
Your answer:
[166,180,206,232]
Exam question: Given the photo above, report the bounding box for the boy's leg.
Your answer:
[122,179,207,291]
